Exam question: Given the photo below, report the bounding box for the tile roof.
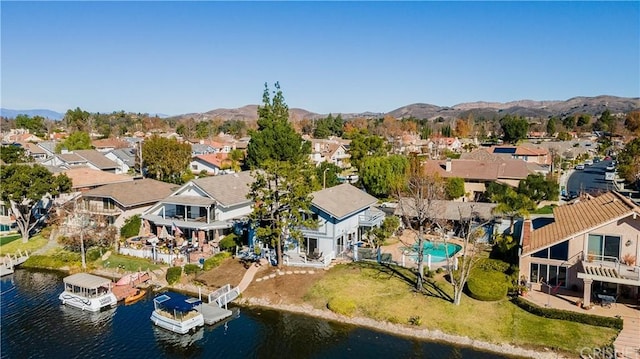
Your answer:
[195,153,229,168]
[61,167,134,189]
[82,178,177,207]
[523,192,640,254]
[422,159,530,181]
[191,171,255,207]
[311,183,377,219]
[91,138,129,149]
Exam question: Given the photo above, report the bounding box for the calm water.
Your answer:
[1,269,515,359]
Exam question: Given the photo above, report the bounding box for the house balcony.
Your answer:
[358,209,385,227]
[578,255,640,286]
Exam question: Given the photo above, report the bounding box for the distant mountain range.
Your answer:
[3,95,639,123]
[0,108,64,120]
[173,95,640,122]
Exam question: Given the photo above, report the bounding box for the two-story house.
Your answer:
[142,171,255,245]
[290,183,384,266]
[519,191,640,308]
[80,178,177,228]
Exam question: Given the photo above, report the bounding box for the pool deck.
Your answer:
[381,232,464,269]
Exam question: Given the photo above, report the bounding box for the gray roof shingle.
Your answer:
[311,183,377,219]
[192,171,255,207]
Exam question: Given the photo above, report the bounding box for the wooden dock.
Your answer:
[112,272,151,301]
[0,250,29,277]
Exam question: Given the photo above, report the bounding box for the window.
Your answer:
[588,234,621,261]
[103,198,115,210]
[531,241,568,260]
[192,165,198,170]
[529,263,567,287]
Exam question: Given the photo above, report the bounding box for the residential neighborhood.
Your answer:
[2,100,638,359]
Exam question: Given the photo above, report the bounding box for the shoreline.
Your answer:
[238,297,566,359]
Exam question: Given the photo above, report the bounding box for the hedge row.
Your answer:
[512,297,623,330]
[203,252,231,271]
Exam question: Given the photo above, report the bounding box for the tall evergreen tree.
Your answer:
[246,83,316,268]
[246,82,310,168]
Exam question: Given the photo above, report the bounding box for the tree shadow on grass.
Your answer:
[355,261,453,302]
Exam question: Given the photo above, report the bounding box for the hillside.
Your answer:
[175,95,639,122]
[3,95,638,123]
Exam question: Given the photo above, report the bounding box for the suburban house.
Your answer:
[189,153,230,175]
[79,178,177,227]
[21,142,49,161]
[519,191,640,308]
[308,138,351,168]
[141,171,255,246]
[488,146,551,165]
[290,183,384,266]
[422,157,531,201]
[91,138,129,153]
[190,143,218,156]
[42,149,119,173]
[105,148,137,174]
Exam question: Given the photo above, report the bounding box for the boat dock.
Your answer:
[1,250,29,277]
[112,272,151,301]
[198,303,232,325]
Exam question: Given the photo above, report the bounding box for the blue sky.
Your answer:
[2,1,639,116]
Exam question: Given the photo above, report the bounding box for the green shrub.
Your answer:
[183,263,200,275]
[476,258,510,272]
[327,297,357,317]
[120,215,141,239]
[86,247,105,262]
[203,252,231,271]
[219,234,238,252]
[513,297,623,330]
[436,267,444,274]
[166,266,182,284]
[467,269,509,301]
[408,315,422,326]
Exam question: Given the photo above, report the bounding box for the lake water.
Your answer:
[1,269,516,359]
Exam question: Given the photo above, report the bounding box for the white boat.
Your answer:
[150,292,204,334]
[59,273,118,312]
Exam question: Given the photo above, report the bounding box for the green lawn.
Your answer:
[304,262,618,356]
[0,234,21,246]
[0,235,48,255]
[97,253,163,272]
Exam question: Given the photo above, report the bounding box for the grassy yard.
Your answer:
[304,262,617,355]
[0,234,21,246]
[0,235,48,255]
[97,253,163,272]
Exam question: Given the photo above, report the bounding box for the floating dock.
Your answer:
[198,303,232,325]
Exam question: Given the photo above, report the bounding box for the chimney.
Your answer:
[445,158,452,172]
[521,219,532,252]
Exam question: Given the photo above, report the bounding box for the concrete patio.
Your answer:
[523,285,639,359]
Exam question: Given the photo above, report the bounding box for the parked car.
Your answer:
[606,164,615,171]
[584,159,593,166]
[575,164,585,170]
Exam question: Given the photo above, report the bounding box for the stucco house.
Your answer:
[288,183,384,266]
[189,153,230,175]
[519,191,640,308]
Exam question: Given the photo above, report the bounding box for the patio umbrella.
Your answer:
[158,225,169,240]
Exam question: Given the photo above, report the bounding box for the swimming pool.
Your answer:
[404,241,462,263]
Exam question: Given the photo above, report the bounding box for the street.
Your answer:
[566,160,617,197]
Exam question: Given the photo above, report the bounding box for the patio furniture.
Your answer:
[597,294,617,308]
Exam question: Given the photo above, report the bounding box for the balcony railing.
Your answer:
[358,210,384,227]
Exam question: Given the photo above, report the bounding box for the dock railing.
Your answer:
[208,284,240,308]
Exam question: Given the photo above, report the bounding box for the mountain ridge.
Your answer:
[2,95,638,122]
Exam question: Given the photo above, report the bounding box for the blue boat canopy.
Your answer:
[154,292,201,312]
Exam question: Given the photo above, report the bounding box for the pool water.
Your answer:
[406,241,462,263]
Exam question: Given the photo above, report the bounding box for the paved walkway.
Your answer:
[237,258,267,292]
[525,286,640,358]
